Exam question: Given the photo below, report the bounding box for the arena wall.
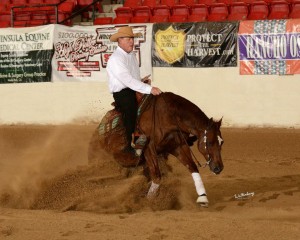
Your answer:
[0,63,299,128]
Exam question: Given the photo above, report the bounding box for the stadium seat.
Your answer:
[123,0,142,8]
[179,0,198,7]
[14,20,27,27]
[49,12,69,24]
[198,0,217,6]
[131,15,150,22]
[113,16,131,24]
[227,2,248,21]
[0,3,9,14]
[161,0,177,7]
[94,17,113,25]
[150,14,169,22]
[189,3,208,19]
[172,4,189,17]
[248,1,269,20]
[187,13,206,21]
[0,14,11,22]
[169,14,187,22]
[289,1,300,18]
[11,0,28,5]
[0,21,10,28]
[28,19,46,26]
[14,12,31,21]
[115,7,134,18]
[142,0,159,8]
[31,12,48,21]
[218,0,237,4]
[28,0,44,4]
[134,6,152,17]
[268,1,290,19]
[207,3,228,21]
[59,2,75,14]
[152,5,171,17]
[77,0,93,7]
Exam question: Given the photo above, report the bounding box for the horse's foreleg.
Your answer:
[172,145,209,207]
[191,172,208,207]
[143,145,161,198]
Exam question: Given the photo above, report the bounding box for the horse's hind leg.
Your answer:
[172,144,209,207]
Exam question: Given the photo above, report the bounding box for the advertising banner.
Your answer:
[152,22,238,67]
[239,19,300,75]
[0,24,54,83]
[52,24,153,82]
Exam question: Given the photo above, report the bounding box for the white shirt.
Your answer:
[106,46,152,94]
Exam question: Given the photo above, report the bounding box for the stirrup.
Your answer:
[196,194,209,207]
[131,133,147,149]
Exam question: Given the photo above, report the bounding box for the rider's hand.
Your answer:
[142,75,151,85]
[151,87,162,96]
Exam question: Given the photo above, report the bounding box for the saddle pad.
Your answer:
[98,94,151,136]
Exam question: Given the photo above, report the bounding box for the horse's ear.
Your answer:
[216,117,223,129]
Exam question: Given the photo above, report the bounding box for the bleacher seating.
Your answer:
[152,5,171,18]
[142,0,159,8]
[160,0,178,7]
[268,0,290,19]
[134,6,152,17]
[150,14,169,22]
[94,16,113,25]
[179,0,198,7]
[114,6,134,18]
[189,3,208,21]
[113,15,131,24]
[227,2,248,21]
[131,15,150,22]
[289,1,300,18]
[248,1,269,20]
[0,0,300,28]
[172,4,190,18]
[123,0,143,8]
[207,3,229,21]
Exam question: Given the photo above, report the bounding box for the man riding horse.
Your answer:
[106,26,162,156]
[95,26,224,207]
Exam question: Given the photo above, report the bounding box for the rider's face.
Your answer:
[118,37,134,53]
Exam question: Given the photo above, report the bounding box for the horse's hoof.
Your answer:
[196,194,209,207]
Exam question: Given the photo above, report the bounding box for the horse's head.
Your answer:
[197,118,224,174]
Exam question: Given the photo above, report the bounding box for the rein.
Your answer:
[175,117,211,169]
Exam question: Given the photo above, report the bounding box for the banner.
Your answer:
[52,24,153,82]
[239,19,300,75]
[0,25,54,83]
[152,22,238,67]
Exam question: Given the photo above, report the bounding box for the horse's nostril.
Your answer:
[213,166,222,174]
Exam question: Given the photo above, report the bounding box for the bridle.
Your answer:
[199,130,212,168]
[177,125,212,169]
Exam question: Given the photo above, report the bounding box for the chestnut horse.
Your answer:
[88,92,224,206]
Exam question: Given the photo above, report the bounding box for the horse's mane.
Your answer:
[161,92,210,129]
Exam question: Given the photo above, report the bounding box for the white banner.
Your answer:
[52,24,153,82]
[0,24,54,83]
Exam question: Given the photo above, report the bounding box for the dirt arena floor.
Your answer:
[0,124,300,240]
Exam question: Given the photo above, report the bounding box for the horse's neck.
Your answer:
[168,94,209,136]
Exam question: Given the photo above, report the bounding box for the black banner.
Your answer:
[0,50,53,83]
[152,22,239,67]
[0,25,54,84]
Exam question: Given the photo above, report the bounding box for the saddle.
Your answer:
[98,93,151,155]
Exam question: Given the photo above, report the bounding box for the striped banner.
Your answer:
[239,19,300,75]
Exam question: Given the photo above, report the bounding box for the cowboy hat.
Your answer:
[110,26,142,42]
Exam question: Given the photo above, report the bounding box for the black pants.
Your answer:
[113,88,137,149]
